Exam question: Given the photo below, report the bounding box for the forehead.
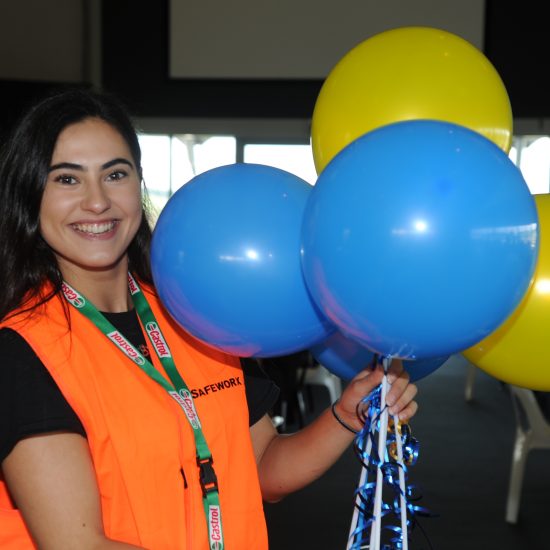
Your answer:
[51,118,133,164]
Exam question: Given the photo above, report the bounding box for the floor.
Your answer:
[263,355,550,549]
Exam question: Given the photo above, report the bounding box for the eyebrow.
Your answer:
[48,158,135,172]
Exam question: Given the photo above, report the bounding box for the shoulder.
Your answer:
[1,286,67,334]
[0,328,50,383]
[0,326,37,353]
[241,358,280,425]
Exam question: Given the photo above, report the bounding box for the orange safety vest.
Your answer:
[0,285,268,549]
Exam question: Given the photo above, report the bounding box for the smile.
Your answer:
[71,221,119,235]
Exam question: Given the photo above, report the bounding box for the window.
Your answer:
[243,143,317,184]
[138,134,237,217]
[138,135,171,215]
[137,130,550,219]
[511,136,550,195]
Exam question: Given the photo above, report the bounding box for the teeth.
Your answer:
[72,221,116,234]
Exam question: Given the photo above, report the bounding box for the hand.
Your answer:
[333,359,418,432]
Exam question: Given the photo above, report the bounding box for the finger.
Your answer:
[386,358,405,380]
[385,371,411,405]
[388,384,418,416]
[386,360,407,384]
[395,400,418,422]
[351,365,384,392]
[337,367,384,417]
[350,361,383,381]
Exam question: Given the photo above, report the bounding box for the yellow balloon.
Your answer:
[463,194,550,390]
[311,26,513,174]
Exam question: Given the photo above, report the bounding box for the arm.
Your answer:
[250,360,417,503]
[2,432,144,550]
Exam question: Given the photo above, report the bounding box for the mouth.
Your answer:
[70,220,119,236]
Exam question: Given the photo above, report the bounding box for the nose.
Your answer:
[81,181,111,213]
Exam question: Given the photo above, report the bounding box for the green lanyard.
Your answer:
[61,274,224,550]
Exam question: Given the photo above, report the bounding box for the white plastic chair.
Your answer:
[299,363,342,404]
[505,385,550,523]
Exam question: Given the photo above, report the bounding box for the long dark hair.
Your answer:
[0,88,154,321]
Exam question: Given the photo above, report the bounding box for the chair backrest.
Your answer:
[508,385,550,439]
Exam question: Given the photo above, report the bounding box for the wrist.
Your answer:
[331,399,361,434]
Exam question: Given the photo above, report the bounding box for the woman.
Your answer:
[0,89,418,549]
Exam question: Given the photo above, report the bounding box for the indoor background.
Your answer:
[1,2,549,548]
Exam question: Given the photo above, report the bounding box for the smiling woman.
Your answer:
[0,89,153,321]
[0,88,275,549]
[0,88,417,550]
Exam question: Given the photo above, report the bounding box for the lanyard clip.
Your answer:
[197,456,218,497]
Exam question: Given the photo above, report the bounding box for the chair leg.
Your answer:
[303,365,343,404]
[505,430,530,524]
[465,364,476,402]
[279,400,288,433]
[296,390,307,428]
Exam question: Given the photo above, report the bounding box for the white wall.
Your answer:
[0,1,485,84]
[0,0,84,82]
[170,0,485,79]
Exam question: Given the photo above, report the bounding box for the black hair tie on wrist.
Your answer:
[331,399,359,434]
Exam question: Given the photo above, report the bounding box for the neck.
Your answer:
[59,261,133,313]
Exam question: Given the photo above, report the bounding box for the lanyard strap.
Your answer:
[62,276,224,549]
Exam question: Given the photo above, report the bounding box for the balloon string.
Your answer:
[347,355,435,550]
[370,365,390,550]
[346,444,371,547]
[392,409,408,550]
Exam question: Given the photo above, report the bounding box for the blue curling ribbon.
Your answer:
[348,361,435,550]
[349,386,385,549]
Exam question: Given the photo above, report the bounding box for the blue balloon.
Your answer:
[310,330,448,383]
[151,163,334,357]
[405,355,449,383]
[311,330,374,380]
[301,120,539,359]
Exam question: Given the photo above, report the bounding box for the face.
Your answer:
[40,117,143,280]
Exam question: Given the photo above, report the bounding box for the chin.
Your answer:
[61,255,128,275]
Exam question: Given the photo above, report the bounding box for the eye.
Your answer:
[106,169,128,182]
[54,174,78,185]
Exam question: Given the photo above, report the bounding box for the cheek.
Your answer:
[38,190,57,237]
[130,194,143,219]
[39,189,73,230]
[123,191,144,229]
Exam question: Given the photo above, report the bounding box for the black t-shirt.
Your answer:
[0,310,279,463]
